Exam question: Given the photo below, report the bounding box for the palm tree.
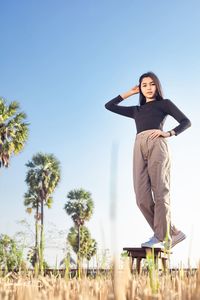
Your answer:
[24,153,61,272]
[67,226,97,268]
[0,97,29,168]
[64,188,94,269]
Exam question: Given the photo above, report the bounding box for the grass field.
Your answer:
[0,260,200,300]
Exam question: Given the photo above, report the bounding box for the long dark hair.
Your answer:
[139,72,164,106]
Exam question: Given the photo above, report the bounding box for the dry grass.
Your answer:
[0,260,200,300]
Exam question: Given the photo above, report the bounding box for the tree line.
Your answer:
[0,97,97,273]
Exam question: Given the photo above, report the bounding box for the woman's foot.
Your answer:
[163,231,186,250]
[141,236,164,249]
[171,231,186,248]
[141,231,186,249]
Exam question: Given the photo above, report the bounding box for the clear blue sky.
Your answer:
[0,0,200,267]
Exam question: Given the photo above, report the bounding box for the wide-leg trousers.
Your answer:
[133,129,178,241]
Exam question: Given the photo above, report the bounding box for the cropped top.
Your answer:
[105,95,191,136]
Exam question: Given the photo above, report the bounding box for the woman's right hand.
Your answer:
[120,85,140,99]
[130,85,140,95]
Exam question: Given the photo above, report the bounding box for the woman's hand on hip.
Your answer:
[149,130,170,140]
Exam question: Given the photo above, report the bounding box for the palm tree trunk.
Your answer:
[35,200,39,267]
[78,225,80,255]
[77,225,80,275]
[87,259,89,276]
[39,195,44,273]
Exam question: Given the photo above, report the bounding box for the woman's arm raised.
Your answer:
[105,86,139,119]
[120,85,140,99]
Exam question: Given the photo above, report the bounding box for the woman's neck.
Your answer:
[146,97,156,103]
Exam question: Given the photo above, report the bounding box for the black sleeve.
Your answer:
[165,99,191,136]
[105,95,136,119]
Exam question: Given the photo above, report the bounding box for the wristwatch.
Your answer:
[168,130,172,136]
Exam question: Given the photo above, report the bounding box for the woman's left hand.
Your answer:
[149,129,169,139]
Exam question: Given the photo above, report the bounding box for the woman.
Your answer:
[105,72,191,249]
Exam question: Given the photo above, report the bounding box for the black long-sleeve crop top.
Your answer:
[105,95,191,136]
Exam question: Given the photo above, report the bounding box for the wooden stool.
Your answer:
[123,247,171,274]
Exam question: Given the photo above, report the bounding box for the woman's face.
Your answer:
[140,77,157,99]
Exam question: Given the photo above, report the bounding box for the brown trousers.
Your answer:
[133,129,178,241]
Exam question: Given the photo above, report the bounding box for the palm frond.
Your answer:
[0,97,29,169]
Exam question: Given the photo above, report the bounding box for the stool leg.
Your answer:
[128,256,133,273]
[162,258,168,273]
[155,255,159,269]
[136,258,142,274]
